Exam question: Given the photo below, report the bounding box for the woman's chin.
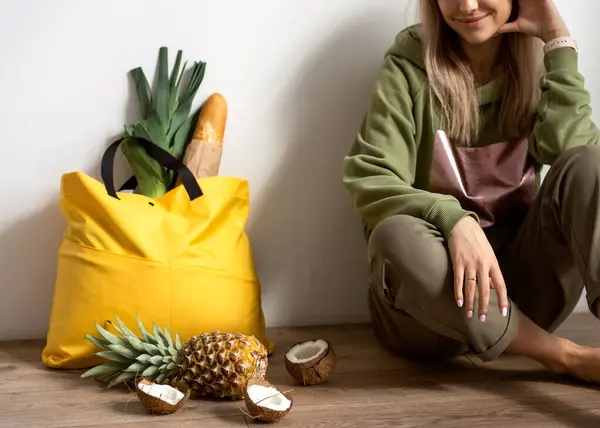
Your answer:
[456,29,499,46]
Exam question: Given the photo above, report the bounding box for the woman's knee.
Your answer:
[552,144,600,181]
[366,216,516,361]
[367,215,451,300]
[542,144,600,215]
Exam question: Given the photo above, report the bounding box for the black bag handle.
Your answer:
[101,137,203,200]
[118,175,139,192]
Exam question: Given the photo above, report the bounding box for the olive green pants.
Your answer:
[367,145,600,362]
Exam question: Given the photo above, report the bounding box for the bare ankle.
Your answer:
[505,310,600,383]
[544,338,582,374]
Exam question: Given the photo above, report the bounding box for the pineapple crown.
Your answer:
[81,315,183,388]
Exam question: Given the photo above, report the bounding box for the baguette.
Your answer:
[192,92,228,147]
[177,93,228,184]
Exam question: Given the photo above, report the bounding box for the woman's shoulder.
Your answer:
[393,24,423,46]
[384,24,426,73]
[375,24,428,102]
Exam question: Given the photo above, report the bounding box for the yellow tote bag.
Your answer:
[42,138,273,369]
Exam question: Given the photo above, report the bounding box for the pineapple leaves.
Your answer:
[95,324,127,347]
[115,315,140,340]
[125,362,147,373]
[168,368,179,379]
[142,343,161,356]
[82,315,184,388]
[136,354,152,363]
[106,320,124,337]
[149,355,164,365]
[81,362,123,378]
[85,334,111,352]
[137,314,158,345]
[107,371,137,389]
[158,344,169,356]
[168,345,179,358]
[153,324,165,346]
[142,365,159,377]
[153,323,170,349]
[95,371,121,386]
[163,326,174,348]
[108,344,138,359]
[95,351,132,364]
[127,335,146,352]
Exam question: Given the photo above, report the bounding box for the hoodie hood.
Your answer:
[388,24,500,106]
[386,24,426,71]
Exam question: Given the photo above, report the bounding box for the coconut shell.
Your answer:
[135,379,190,415]
[285,340,337,386]
[244,378,293,423]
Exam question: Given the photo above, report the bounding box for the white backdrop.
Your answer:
[0,0,596,340]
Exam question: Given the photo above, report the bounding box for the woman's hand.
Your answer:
[497,0,570,43]
[448,216,509,321]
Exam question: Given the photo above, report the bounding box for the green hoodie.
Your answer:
[342,25,600,240]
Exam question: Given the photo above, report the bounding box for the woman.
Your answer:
[342,0,600,383]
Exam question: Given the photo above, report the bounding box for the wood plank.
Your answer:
[2,313,600,427]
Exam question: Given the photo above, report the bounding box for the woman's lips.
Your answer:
[456,14,489,27]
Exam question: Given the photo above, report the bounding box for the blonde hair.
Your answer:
[420,0,542,145]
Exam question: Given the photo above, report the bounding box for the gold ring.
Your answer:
[465,277,477,281]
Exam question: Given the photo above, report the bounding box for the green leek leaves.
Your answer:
[121,47,206,199]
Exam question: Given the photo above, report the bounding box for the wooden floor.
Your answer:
[3,314,600,427]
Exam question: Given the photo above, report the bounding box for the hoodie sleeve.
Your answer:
[529,47,600,164]
[342,55,477,240]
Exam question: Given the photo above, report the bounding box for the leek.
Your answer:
[120,47,206,198]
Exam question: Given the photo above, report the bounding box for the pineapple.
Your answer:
[81,315,268,399]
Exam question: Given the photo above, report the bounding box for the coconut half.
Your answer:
[244,378,293,423]
[285,339,336,386]
[135,379,190,415]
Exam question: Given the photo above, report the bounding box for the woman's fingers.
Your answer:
[491,264,509,317]
[464,269,477,319]
[454,262,465,308]
[477,268,491,322]
[497,20,521,34]
[447,216,507,321]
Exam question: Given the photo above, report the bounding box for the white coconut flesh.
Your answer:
[138,381,185,406]
[286,340,328,364]
[247,384,291,412]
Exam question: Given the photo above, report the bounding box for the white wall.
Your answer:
[0,0,597,341]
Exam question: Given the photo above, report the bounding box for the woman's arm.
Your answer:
[344,53,509,320]
[529,47,600,164]
[342,55,477,240]
[499,0,600,165]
